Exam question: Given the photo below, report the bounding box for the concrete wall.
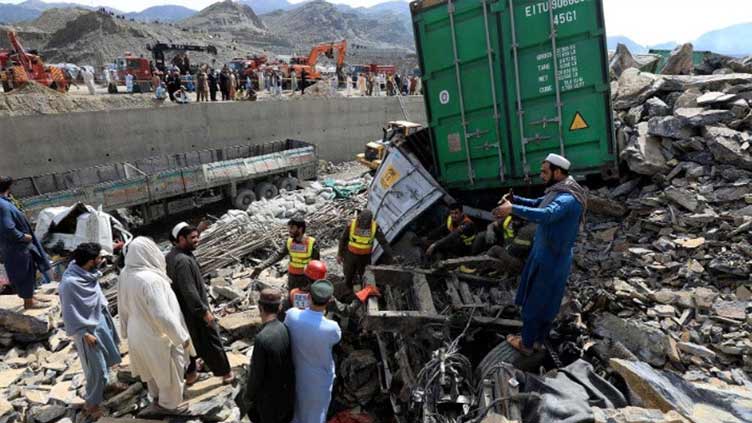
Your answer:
[0,96,427,178]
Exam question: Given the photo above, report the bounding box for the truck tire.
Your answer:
[234,189,256,209]
[475,341,546,380]
[255,182,278,200]
[276,177,299,192]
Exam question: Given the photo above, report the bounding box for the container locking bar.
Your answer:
[447,0,476,184]
[481,0,505,182]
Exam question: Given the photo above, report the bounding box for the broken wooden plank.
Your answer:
[363,311,522,332]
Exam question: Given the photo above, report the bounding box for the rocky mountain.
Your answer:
[694,23,752,56]
[241,0,296,15]
[124,5,197,22]
[181,0,265,32]
[260,0,413,50]
[607,36,647,54]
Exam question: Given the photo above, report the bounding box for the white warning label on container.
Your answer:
[439,90,450,105]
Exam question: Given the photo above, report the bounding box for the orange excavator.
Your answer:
[289,40,347,81]
[0,31,67,92]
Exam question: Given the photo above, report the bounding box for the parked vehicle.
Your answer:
[14,139,318,225]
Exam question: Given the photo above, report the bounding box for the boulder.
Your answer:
[645,97,671,117]
[610,43,642,78]
[28,405,66,423]
[614,69,660,110]
[593,313,668,366]
[706,131,752,171]
[0,295,57,335]
[664,187,699,211]
[661,43,694,75]
[621,122,669,176]
[696,91,737,106]
[648,116,695,139]
[675,108,735,127]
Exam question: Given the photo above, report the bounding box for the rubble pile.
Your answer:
[302,80,343,98]
[0,82,169,117]
[570,68,752,382]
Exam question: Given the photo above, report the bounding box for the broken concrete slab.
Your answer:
[677,342,716,360]
[614,69,661,110]
[665,187,699,212]
[648,116,696,139]
[218,309,262,339]
[697,91,738,106]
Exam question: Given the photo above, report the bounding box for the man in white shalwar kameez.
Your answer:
[118,237,195,414]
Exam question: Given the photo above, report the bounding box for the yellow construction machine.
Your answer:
[357,121,423,170]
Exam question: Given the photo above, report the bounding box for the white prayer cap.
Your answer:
[544,153,571,170]
[171,222,190,240]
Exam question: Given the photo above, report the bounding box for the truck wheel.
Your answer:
[276,177,299,192]
[255,182,279,200]
[234,189,256,209]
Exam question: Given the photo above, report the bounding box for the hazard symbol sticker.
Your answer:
[379,165,401,190]
[569,112,589,131]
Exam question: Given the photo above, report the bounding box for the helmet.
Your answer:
[304,260,327,281]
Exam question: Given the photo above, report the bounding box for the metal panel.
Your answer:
[368,147,447,261]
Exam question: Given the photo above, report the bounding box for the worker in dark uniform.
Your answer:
[336,209,395,291]
[424,203,481,260]
[251,218,320,291]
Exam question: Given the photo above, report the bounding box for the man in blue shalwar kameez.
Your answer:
[0,176,51,309]
[59,243,124,419]
[495,154,587,355]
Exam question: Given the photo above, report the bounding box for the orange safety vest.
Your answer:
[348,219,377,255]
[447,215,476,246]
[286,236,315,275]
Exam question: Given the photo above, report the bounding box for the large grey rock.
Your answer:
[697,91,737,106]
[660,43,694,75]
[648,116,695,139]
[665,187,698,211]
[593,313,668,367]
[645,97,671,117]
[672,88,701,109]
[28,405,66,423]
[705,127,752,171]
[0,295,56,335]
[610,43,642,79]
[614,69,661,110]
[675,107,735,126]
[621,122,669,175]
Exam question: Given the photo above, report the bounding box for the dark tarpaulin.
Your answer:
[491,359,627,423]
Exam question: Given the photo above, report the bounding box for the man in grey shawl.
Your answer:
[59,243,124,419]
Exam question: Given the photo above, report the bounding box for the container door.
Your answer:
[502,0,614,180]
[413,0,512,189]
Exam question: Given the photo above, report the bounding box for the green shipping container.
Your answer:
[411,0,616,189]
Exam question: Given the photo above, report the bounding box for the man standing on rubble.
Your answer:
[251,218,320,291]
[59,243,125,420]
[285,279,341,423]
[166,223,234,385]
[243,288,295,423]
[495,154,587,355]
[0,176,51,309]
[424,203,481,260]
[337,209,395,291]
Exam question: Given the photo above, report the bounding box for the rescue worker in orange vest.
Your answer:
[251,218,320,290]
[288,260,327,311]
[337,209,395,291]
[425,203,481,260]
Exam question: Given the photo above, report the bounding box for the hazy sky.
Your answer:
[2,0,751,45]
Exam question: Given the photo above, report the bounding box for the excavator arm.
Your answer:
[8,31,32,71]
[306,40,347,69]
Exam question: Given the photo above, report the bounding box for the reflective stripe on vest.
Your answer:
[287,236,315,275]
[502,216,514,240]
[447,215,476,246]
[348,219,377,255]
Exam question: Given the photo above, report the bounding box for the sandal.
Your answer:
[506,334,534,357]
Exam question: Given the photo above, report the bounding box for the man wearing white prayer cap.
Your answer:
[166,222,234,385]
[494,153,587,355]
